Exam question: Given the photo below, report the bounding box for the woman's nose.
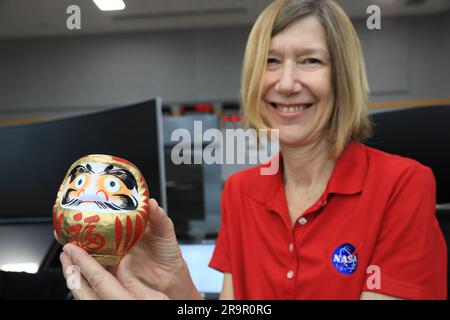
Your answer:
[275,62,302,96]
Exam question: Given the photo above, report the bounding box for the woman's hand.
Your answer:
[60,242,167,299]
[59,198,202,300]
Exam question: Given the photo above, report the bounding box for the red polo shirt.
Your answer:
[209,142,447,300]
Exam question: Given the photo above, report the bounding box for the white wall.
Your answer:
[0,28,247,116]
[0,11,449,118]
[357,12,450,101]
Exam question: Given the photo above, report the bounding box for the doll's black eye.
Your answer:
[105,177,121,192]
[74,175,86,190]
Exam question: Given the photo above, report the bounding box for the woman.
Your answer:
[60,0,447,300]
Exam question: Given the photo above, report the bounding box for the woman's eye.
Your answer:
[267,58,280,65]
[74,175,86,190]
[303,58,321,64]
[104,176,121,193]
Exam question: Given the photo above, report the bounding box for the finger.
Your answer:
[60,251,99,300]
[54,230,61,243]
[63,244,134,300]
[148,198,176,238]
[115,263,169,300]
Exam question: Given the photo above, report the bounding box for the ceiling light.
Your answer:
[93,0,126,11]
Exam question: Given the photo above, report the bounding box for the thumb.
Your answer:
[147,198,176,239]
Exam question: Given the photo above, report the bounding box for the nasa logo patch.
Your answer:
[332,243,358,275]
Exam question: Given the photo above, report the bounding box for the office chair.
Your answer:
[365,105,450,299]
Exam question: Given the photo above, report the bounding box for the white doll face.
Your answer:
[61,161,139,212]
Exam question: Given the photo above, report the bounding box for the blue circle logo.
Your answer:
[332,243,358,275]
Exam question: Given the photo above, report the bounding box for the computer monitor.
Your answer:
[0,98,167,222]
[365,106,450,204]
[0,98,166,275]
[179,242,224,299]
[0,222,54,273]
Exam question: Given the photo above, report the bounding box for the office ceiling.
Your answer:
[0,0,449,39]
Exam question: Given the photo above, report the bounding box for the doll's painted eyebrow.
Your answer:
[68,164,94,182]
[100,168,138,190]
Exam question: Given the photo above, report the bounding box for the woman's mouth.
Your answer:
[269,102,314,116]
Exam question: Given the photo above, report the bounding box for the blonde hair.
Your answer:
[241,0,372,158]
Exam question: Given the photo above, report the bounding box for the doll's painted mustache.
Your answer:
[62,189,138,211]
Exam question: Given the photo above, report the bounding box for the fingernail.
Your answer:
[63,245,72,257]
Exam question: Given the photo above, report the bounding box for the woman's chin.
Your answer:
[278,132,308,148]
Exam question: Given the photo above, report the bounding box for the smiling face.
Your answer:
[262,15,335,148]
[61,161,139,212]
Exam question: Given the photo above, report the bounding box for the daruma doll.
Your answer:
[53,155,150,266]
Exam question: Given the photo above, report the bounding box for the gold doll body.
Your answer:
[53,155,150,266]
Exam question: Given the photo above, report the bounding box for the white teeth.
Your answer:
[278,104,309,113]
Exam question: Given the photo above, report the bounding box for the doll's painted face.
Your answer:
[61,162,139,212]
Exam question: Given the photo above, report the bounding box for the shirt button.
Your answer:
[289,243,294,252]
[287,270,294,279]
[298,217,307,225]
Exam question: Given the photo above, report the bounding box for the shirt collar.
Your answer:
[327,142,367,195]
[247,142,368,206]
